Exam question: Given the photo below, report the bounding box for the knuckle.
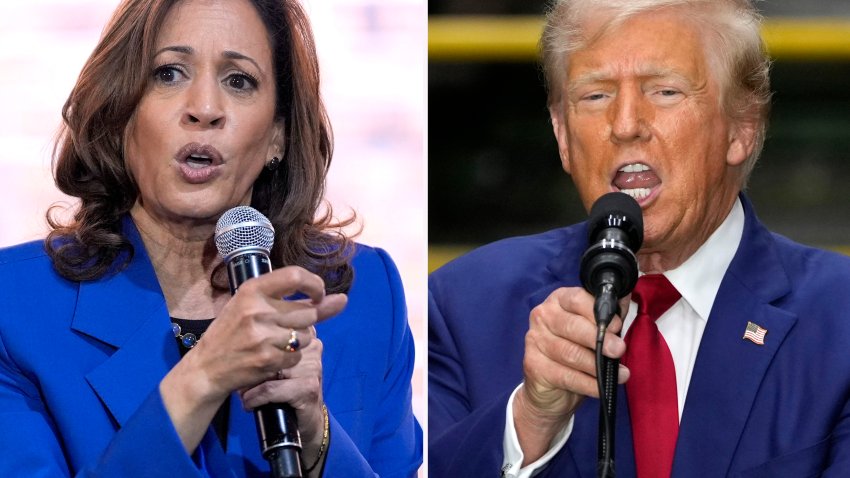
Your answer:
[559,341,586,369]
[280,351,302,369]
[238,277,262,295]
[562,290,582,311]
[254,348,279,369]
[278,266,302,284]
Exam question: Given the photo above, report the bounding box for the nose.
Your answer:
[610,85,650,143]
[181,76,226,129]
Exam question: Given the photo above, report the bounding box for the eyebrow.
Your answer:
[567,67,692,95]
[154,45,264,75]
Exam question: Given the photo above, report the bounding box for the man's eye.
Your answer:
[658,89,680,97]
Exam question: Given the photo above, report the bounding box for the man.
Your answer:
[429,0,850,477]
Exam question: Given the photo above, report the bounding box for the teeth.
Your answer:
[620,188,651,199]
[618,163,650,173]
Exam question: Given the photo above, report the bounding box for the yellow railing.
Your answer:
[429,16,850,62]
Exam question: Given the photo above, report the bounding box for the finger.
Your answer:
[264,300,322,330]
[546,294,626,358]
[276,339,323,380]
[531,303,598,350]
[618,364,631,384]
[240,376,321,410]
[615,293,632,331]
[273,324,318,354]
[247,266,327,303]
[315,293,347,322]
[607,311,626,335]
[553,287,596,324]
[529,320,599,378]
[600,330,626,359]
[524,344,600,398]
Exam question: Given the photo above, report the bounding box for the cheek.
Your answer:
[124,102,167,179]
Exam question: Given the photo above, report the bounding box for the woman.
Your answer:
[0,0,421,476]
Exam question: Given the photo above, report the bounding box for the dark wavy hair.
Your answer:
[46,0,354,293]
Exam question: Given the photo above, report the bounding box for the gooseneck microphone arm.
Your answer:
[216,207,303,478]
[580,192,643,478]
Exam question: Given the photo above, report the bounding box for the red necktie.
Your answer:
[623,274,681,478]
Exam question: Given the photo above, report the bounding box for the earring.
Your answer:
[266,156,281,171]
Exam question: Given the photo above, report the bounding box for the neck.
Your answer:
[130,203,228,319]
[636,194,739,274]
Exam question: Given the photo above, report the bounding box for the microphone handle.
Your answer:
[227,252,303,478]
[257,404,302,478]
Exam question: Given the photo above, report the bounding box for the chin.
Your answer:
[159,197,234,223]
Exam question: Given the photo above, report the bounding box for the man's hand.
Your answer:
[513,286,630,465]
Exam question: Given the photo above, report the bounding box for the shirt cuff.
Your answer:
[501,383,574,478]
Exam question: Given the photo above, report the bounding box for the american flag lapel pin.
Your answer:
[743,321,767,345]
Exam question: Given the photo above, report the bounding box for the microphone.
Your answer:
[579,192,643,478]
[215,206,302,478]
[580,192,643,324]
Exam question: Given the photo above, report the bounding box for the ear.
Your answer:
[726,115,758,167]
[267,120,286,160]
[549,100,572,175]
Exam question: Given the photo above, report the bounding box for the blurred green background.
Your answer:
[429,1,850,272]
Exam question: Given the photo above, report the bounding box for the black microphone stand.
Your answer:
[579,192,644,478]
[594,282,619,478]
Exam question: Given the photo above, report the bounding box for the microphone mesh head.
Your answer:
[214,206,275,258]
[587,192,643,250]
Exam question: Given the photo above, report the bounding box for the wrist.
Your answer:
[302,404,329,476]
[513,385,573,465]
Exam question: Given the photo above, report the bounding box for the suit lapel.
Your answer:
[526,223,588,309]
[71,217,179,427]
[673,197,797,477]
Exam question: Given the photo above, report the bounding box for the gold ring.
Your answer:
[284,329,300,353]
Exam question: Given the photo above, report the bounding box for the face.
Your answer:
[551,10,756,269]
[125,0,282,228]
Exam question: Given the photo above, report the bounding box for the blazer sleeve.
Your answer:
[322,247,423,477]
[429,276,585,478]
[0,331,202,478]
[429,283,515,476]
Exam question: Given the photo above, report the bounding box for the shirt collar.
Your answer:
[662,197,744,321]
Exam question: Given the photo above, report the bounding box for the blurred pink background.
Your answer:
[0,0,426,473]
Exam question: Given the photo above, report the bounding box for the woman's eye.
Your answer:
[153,65,184,83]
[226,73,258,91]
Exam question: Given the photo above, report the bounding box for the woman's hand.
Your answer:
[159,266,347,453]
[240,329,327,474]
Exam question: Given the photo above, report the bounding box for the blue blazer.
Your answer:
[0,218,422,477]
[429,195,850,477]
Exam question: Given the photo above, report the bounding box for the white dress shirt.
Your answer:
[501,199,745,478]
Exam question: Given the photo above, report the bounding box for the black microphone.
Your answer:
[579,192,643,478]
[580,191,643,316]
[215,206,302,478]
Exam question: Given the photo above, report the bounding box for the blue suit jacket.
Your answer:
[0,218,422,477]
[429,196,850,477]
